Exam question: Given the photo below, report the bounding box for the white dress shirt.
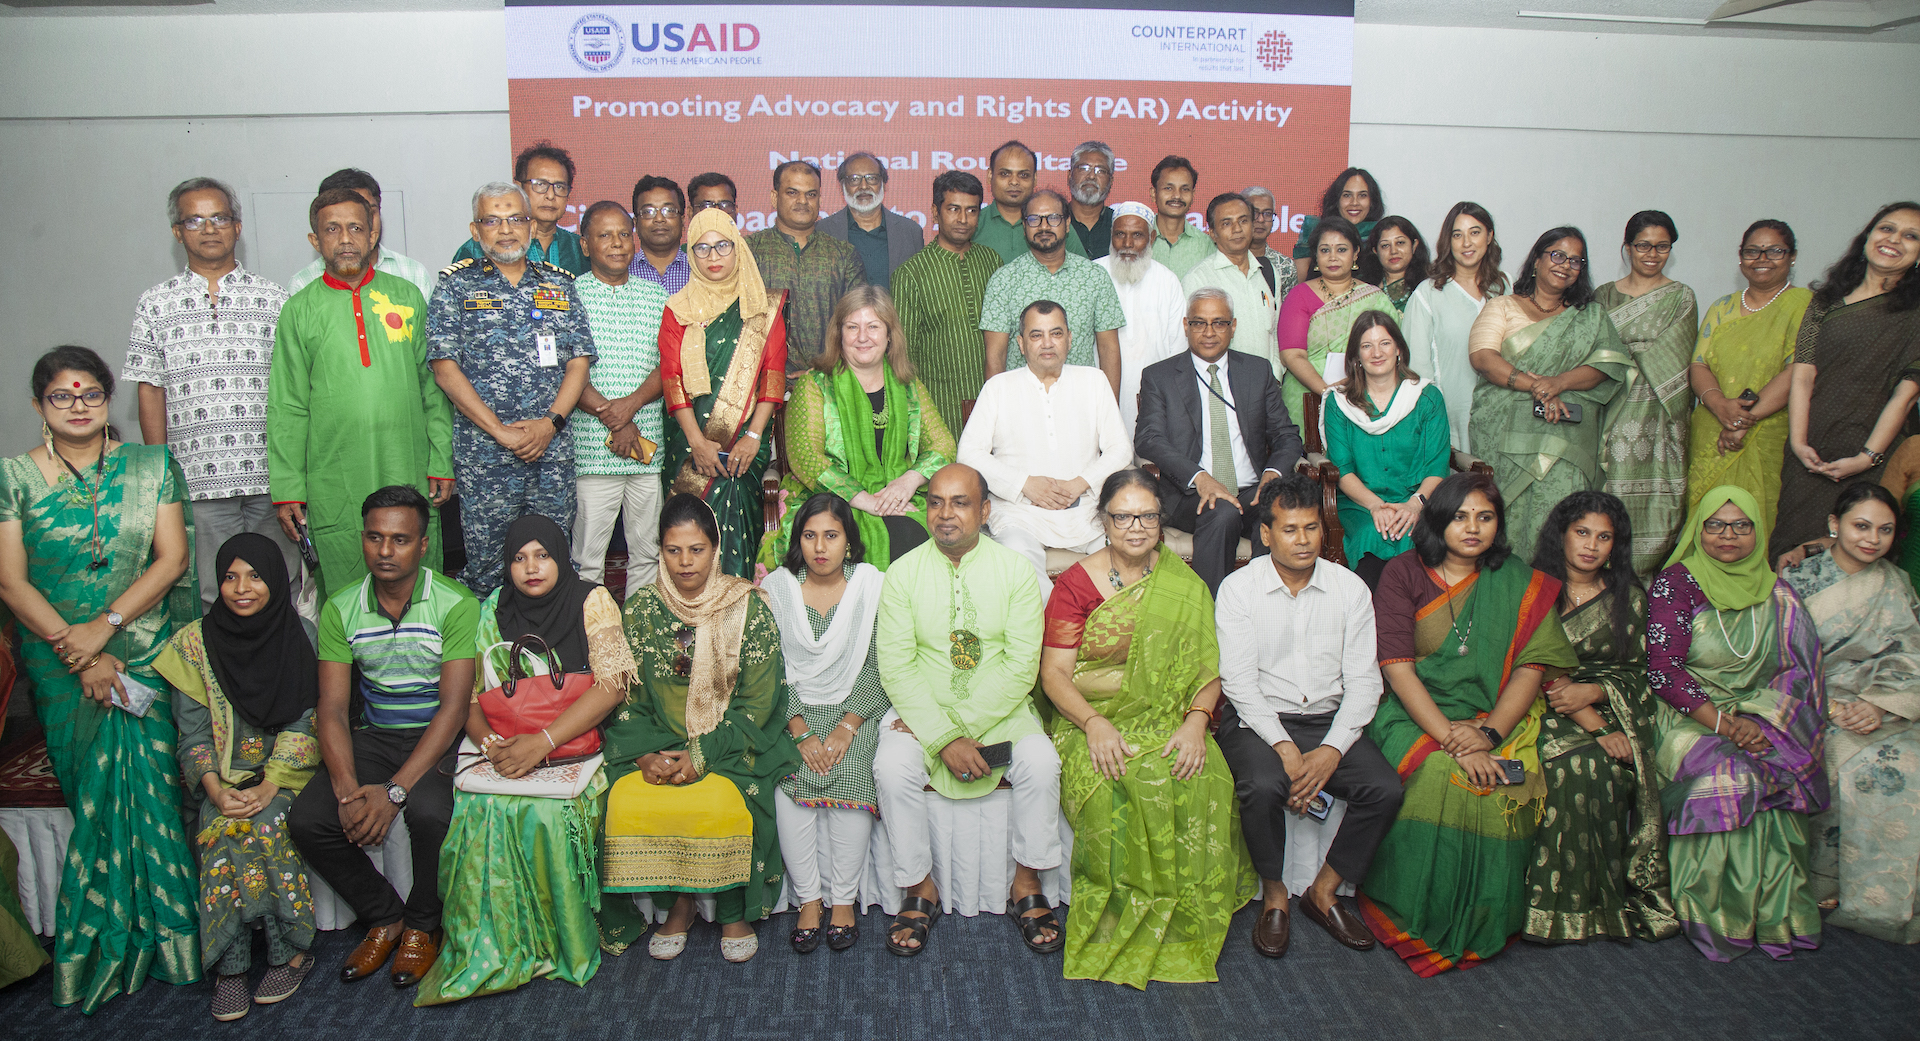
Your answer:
[957,364,1132,549]
[1214,556,1381,753]
[1095,255,1188,439]
[1187,352,1280,490]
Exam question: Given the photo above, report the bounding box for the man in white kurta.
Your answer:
[1096,204,1187,441]
[957,300,1132,590]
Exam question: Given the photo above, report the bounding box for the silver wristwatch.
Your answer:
[385,782,409,806]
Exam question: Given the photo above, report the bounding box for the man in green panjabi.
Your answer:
[271,187,455,599]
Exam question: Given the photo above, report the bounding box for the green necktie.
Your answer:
[1207,363,1238,489]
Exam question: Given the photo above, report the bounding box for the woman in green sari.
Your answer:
[1687,220,1810,535]
[1468,226,1629,563]
[1525,492,1679,943]
[599,494,797,963]
[658,209,789,578]
[1277,216,1399,425]
[154,533,321,1021]
[1781,483,1920,943]
[757,285,955,572]
[416,515,634,1005]
[1597,211,1698,575]
[1360,472,1580,976]
[0,346,200,1013]
[1038,470,1253,988]
[1648,485,1827,961]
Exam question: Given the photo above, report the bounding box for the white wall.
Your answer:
[0,11,1915,451]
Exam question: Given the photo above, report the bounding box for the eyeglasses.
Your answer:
[671,626,696,677]
[690,240,735,259]
[525,178,571,197]
[175,215,235,231]
[637,205,681,219]
[44,390,107,409]
[1105,512,1162,530]
[1022,213,1067,228]
[1069,163,1111,177]
[1629,241,1674,255]
[476,215,533,229]
[1251,208,1276,222]
[1184,318,1234,332]
[693,199,737,214]
[1702,519,1755,535]
[1740,246,1791,261]
[1544,250,1587,269]
[841,174,884,188]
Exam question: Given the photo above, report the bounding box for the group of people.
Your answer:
[2,134,1919,1020]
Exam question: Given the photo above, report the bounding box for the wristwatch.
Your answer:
[385,782,409,807]
[104,611,125,630]
[1864,446,1887,467]
[547,411,568,432]
[1478,725,1503,748]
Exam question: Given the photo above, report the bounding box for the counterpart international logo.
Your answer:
[1255,30,1293,72]
[569,13,624,72]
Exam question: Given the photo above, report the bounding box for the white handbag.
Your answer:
[452,737,603,799]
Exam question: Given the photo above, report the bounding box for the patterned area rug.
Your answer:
[0,716,62,809]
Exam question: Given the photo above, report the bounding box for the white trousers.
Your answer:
[872,723,1064,889]
[986,520,1102,602]
[572,472,663,597]
[773,798,874,906]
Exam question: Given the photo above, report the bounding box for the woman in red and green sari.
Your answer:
[0,347,201,1012]
[658,209,788,579]
[1360,472,1579,975]
[757,285,954,572]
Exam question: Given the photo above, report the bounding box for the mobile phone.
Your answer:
[1492,758,1526,786]
[1304,793,1331,820]
[294,519,321,573]
[1737,388,1759,404]
[715,450,731,467]
[978,741,1013,770]
[1533,400,1584,424]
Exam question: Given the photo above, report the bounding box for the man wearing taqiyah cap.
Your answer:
[1097,201,1189,439]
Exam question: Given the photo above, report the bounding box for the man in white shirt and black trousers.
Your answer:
[1213,474,1401,958]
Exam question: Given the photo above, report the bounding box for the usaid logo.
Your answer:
[569,13,624,72]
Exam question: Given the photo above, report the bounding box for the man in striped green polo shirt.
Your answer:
[290,485,478,989]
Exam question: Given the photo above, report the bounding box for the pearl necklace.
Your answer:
[1741,282,1791,314]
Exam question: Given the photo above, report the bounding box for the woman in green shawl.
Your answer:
[1648,485,1827,961]
[1359,472,1580,976]
[0,347,201,1013]
[1781,483,1920,943]
[658,209,789,579]
[757,285,955,572]
[1525,492,1679,944]
[1037,470,1253,988]
[1468,226,1629,563]
[1597,211,1698,575]
[599,494,798,963]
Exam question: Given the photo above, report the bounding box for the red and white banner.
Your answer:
[506,4,1352,244]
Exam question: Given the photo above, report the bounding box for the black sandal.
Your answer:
[1007,893,1065,954]
[885,895,939,957]
[825,922,859,951]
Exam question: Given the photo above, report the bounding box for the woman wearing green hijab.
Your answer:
[1646,485,1829,961]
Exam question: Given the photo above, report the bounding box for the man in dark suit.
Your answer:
[1136,287,1303,592]
[819,151,924,291]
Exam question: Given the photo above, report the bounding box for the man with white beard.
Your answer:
[1096,203,1187,439]
[820,151,924,290]
[1066,140,1116,259]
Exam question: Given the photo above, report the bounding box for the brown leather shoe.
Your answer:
[1252,904,1291,958]
[339,926,400,982]
[1300,894,1377,951]
[389,928,442,988]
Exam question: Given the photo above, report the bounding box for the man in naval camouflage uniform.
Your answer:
[427,181,595,595]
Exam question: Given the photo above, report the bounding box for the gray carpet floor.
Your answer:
[2,903,1915,1041]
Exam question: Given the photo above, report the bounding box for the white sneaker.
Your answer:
[720,933,759,963]
[648,931,689,960]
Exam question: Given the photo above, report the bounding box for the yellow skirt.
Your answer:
[602,772,753,893]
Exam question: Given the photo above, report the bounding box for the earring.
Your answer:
[40,421,52,451]
[1828,528,1838,538]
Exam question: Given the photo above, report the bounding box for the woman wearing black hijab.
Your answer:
[154,532,324,1021]
[415,514,636,1005]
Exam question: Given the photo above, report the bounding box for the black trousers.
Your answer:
[1166,482,1266,593]
[1213,703,1403,888]
[289,725,455,933]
